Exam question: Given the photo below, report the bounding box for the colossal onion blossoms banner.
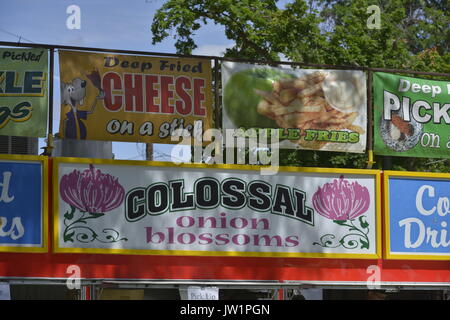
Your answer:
[53,158,381,259]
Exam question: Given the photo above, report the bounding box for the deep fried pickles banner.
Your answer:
[58,50,213,143]
[374,72,450,159]
[0,48,48,137]
[221,62,367,153]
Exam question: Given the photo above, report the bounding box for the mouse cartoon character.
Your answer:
[61,70,104,139]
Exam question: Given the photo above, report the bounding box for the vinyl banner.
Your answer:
[384,171,449,260]
[58,50,213,143]
[0,48,48,137]
[374,72,450,159]
[0,155,48,252]
[54,158,381,259]
[221,62,367,153]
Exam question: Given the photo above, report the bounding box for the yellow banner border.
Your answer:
[383,170,450,261]
[0,154,48,253]
[53,157,382,259]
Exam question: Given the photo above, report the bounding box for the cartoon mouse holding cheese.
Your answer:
[60,70,104,139]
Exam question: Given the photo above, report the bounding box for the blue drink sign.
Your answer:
[385,171,449,260]
[0,156,47,252]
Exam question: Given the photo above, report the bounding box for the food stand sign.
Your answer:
[0,155,48,253]
[374,72,450,159]
[58,50,213,144]
[384,171,450,260]
[0,48,48,137]
[53,158,381,259]
[221,62,367,153]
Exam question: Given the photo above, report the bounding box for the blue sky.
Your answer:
[0,0,233,160]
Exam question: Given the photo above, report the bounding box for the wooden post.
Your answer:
[146,143,153,161]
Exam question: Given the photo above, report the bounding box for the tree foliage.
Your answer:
[151,0,449,172]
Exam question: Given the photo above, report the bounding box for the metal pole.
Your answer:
[1,41,449,78]
[48,48,54,135]
[214,58,221,129]
[369,67,450,78]
[146,143,153,161]
[43,47,54,156]
[366,69,375,169]
[0,40,218,61]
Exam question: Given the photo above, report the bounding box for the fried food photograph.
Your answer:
[223,64,366,151]
[257,71,364,149]
[379,110,422,152]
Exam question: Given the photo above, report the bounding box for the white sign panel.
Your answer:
[187,286,219,300]
[0,283,11,300]
[54,158,381,259]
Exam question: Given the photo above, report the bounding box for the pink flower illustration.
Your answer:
[60,165,127,243]
[312,176,370,221]
[60,164,125,213]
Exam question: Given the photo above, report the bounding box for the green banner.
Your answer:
[374,72,450,159]
[0,48,48,137]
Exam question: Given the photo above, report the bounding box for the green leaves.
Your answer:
[64,230,75,242]
[151,0,449,74]
[333,219,349,226]
[360,238,369,250]
[64,206,76,220]
[88,212,105,219]
[63,208,126,244]
[151,0,323,61]
[359,216,369,229]
[150,0,449,172]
